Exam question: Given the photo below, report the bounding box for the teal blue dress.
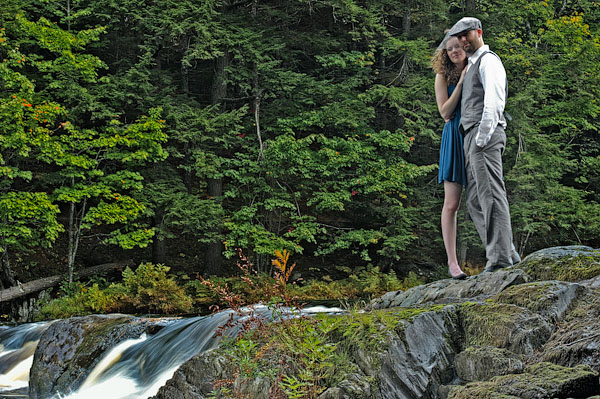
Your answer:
[438,83,467,185]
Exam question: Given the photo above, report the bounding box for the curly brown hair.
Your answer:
[431,46,462,86]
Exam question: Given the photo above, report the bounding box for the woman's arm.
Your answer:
[434,70,465,121]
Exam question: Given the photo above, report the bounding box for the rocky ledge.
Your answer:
[152,246,600,399]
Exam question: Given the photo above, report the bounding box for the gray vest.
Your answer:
[460,50,508,132]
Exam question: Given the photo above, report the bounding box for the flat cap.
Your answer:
[448,17,482,36]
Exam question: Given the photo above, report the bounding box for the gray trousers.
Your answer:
[464,126,518,268]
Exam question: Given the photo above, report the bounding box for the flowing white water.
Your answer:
[0,322,49,392]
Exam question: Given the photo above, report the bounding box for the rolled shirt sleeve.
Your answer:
[475,52,507,148]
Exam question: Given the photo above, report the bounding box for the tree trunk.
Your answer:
[0,260,133,302]
[152,208,166,264]
[67,196,86,283]
[212,51,229,103]
[67,201,75,283]
[465,0,477,11]
[203,49,230,276]
[0,252,17,290]
[182,64,189,95]
[458,206,469,266]
[204,178,223,276]
[402,10,411,35]
[458,240,468,267]
[183,143,193,192]
[181,37,189,95]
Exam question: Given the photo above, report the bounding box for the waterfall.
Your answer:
[0,305,341,399]
[60,308,247,399]
[0,322,50,392]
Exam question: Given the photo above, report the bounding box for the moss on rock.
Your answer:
[490,281,582,322]
[459,302,552,355]
[534,288,600,372]
[519,246,600,282]
[490,283,551,310]
[449,362,599,399]
[454,346,523,382]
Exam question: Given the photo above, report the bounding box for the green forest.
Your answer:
[1,0,599,311]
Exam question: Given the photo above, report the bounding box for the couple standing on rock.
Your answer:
[432,17,521,279]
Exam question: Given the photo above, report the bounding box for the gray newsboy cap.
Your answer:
[448,17,482,36]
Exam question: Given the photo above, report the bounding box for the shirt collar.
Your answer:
[468,44,490,65]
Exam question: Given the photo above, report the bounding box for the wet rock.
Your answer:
[378,306,461,399]
[448,362,600,399]
[454,346,523,382]
[151,349,233,399]
[520,245,600,282]
[317,374,371,399]
[29,314,155,399]
[353,346,380,377]
[581,274,600,289]
[437,383,459,399]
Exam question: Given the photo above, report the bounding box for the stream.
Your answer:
[0,305,341,399]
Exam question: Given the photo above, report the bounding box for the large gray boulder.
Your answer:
[459,301,552,356]
[55,246,600,399]
[29,314,157,399]
[154,305,464,399]
[149,349,227,399]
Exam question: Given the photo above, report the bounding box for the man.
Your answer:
[447,17,520,272]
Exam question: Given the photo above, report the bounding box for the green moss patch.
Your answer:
[460,302,528,348]
[520,251,600,282]
[449,362,599,399]
[459,302,551,353]
[489,281,581,321]
[454,346,523,382]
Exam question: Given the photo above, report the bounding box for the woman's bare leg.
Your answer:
[442,181,465,276]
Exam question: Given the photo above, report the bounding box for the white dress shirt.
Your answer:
[468,45,507,147]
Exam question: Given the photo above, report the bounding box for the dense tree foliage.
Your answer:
[1,0,599,286]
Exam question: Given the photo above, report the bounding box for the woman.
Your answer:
[432,35,468,279]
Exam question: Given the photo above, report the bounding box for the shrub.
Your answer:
[37,294,89,320]
[36,263,193,319]
[119,263,193,314]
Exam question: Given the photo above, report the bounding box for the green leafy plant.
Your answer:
[36,263,193,319]
[119,263,192,314]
